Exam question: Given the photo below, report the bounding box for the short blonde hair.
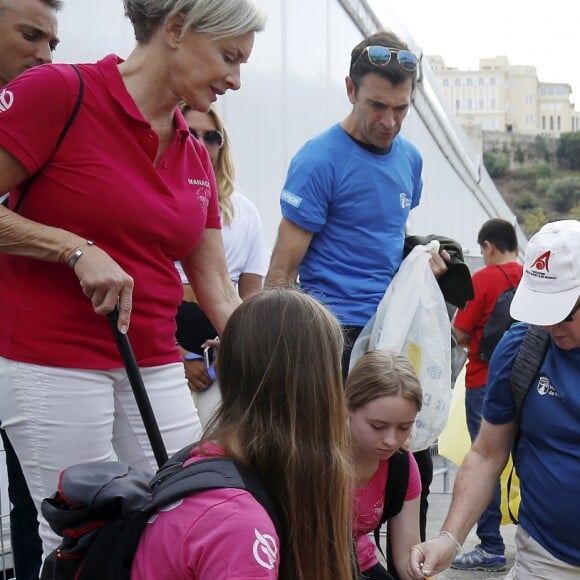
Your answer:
[124,0,266,43]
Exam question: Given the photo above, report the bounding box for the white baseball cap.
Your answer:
[510,220,580,326]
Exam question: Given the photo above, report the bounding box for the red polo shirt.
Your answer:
[0,55,221,368]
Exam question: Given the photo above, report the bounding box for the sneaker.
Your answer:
[451,545,507,571]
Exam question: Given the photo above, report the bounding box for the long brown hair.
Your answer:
[204,288,356,580]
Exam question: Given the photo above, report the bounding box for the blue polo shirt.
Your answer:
[484,322,580,566]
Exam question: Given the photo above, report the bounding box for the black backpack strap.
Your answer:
[496,264,516,288]
[150,456,283,540]
[506,324,550,523]
[13,64,84,213]
[372,451,410,559]
[510,325,550,419]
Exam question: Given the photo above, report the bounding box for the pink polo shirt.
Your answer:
[0,56,221,368]
[354,451,421,572]
[131,444,280,579]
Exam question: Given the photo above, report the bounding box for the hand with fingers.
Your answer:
[429,248,450,279]
[407,532,462,579]
[184,357,214,392]
[70,242,134,334]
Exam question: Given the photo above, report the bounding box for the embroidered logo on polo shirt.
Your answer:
[187,177,211,211]
[536,375,559,398]
[0,89,14,112]
[188,178,210,188]
[399,193,411,209]
[281,189,302,208]
[252,528,277,570]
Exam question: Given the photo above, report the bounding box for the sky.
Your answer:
[369,0,580,108]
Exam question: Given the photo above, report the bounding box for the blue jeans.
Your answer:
[0,427,42,580]
[465,385,505,555]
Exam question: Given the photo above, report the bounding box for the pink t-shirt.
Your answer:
[0,56,221,368]
[131,444,280,579]
[354,451,421,572]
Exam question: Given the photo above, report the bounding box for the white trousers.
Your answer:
[0,357,201,559]
[504,526,580,580]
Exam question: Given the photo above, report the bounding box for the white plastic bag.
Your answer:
[350,241,452,451]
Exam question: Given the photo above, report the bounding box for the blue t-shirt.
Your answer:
[280,124,422,326]
[484,322,580,566]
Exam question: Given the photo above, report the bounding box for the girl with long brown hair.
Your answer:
[133,288,356,580]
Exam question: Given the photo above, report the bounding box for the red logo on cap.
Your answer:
[533,251,551,272]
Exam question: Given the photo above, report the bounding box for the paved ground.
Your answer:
[418,456,516,579]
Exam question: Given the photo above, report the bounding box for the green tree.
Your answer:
[557,132,580,170]
[535,177,551,195]
[568,204,580,220]
[483,152,510,178]
[515,191,537,210]
[534,164,553,179]
[531,135,551,162]
[523,207,549,236]
[546,175,580,212]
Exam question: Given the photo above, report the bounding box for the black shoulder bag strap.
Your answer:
[372,450,410,559]
[506,324,550,523]
[12,64,84,213]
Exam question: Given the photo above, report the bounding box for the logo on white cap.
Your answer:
[527,249,557,282]
[533,251,551,272]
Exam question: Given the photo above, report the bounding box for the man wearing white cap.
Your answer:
[408,219,580,580]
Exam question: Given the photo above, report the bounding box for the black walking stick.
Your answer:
[106,307,169,468]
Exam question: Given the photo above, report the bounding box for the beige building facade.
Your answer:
[427,55,579,137]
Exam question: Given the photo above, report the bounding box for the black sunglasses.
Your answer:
[563,300,580,323]
[354,45,418,72]
[189,128,224,149]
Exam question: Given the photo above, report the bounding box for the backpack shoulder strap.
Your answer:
[13,64,84,213]
[509,325,550,419]
[373,450,410,556]
[496,264,516,288]
[506,324,550,524]
[150,456,284,539]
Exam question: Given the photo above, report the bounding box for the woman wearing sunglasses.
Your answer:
[176,105,267,418]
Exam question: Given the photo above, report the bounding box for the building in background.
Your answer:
[427,55,580,138]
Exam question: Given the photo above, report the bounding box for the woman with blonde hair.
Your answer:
[347,350,424,580]
[0,0,265,558]
[133,288,356,580]
[176,104,267,418]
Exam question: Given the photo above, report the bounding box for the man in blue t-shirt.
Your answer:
[265,33,449,571]
[409,220,580,580]
[265,30,447,374]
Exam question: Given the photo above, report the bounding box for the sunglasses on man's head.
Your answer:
[189,128,224,149]
[355,45,418,72]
